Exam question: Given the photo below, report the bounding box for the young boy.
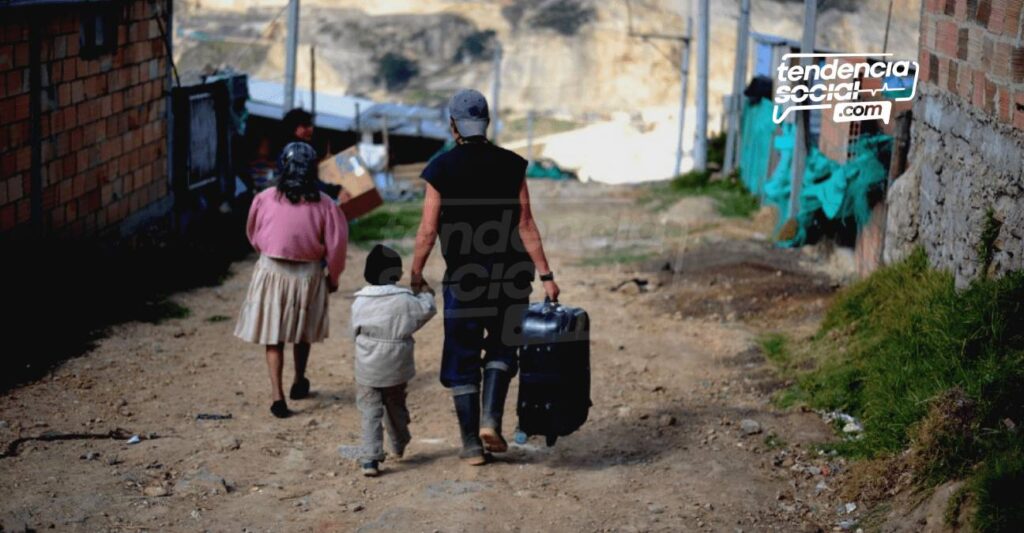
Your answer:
[351,245,436,476]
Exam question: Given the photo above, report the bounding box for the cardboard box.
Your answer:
[319,146,384,220]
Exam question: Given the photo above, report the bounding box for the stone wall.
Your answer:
[886,86,1024,287]
[884,0,1024,287]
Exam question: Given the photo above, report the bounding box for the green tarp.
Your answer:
[739,100,892,246]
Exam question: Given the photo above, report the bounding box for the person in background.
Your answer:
[235,142,349,418]
[281,108,350,202]
[349,245,437,477]
[410,89,560,465]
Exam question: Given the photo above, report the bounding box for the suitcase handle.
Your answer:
[542,297,561,313]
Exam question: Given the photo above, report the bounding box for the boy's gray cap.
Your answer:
[448,89,490,137]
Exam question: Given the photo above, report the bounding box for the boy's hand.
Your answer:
[327,276,339,294]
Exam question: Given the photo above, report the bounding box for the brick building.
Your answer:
[0,0,173,238]
[884,0,1024,287]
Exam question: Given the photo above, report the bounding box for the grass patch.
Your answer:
[976,207,1001,274]
[577,248,654,267]
[140,300,191,324]
[206,315,231,323]
[765,247,1024,531]
[971,444,1024,533]
[758,332,791,367]
[945,485,971,529]
[349,202,423,245]
[707,131,727,169]
[763,433,787,451]
[641,170,759,218]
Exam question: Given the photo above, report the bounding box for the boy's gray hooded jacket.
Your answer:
[350,285,436,387]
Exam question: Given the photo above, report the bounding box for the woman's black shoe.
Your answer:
[270,400,291,418]
[289,378,310,400]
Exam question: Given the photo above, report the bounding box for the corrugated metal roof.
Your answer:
[245,78,449,140]
[1,0,114,7]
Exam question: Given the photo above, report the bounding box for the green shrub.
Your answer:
[454,30,497,62]
[376,53,419,91]
[529,0,595,36]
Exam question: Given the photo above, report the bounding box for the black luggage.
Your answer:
[515,298,591,446]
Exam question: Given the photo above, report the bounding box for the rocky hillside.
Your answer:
[175,0,921,118]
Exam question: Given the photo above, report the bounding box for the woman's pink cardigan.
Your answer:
[246,188,349,286]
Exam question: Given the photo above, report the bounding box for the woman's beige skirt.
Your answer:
[234,255,329,345]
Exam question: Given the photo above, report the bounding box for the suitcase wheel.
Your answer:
[545,435,558,447]
[513,429,528,445]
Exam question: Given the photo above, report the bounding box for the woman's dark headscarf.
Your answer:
[276,142,321,204]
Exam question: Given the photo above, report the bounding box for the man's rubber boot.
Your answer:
[480,369,511,453]
[453,392,487,465]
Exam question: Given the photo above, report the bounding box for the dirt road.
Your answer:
[0,181,854,532]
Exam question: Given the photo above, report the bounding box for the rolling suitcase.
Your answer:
[515,298,591,446]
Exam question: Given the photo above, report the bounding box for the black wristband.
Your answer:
[539,271,555,282]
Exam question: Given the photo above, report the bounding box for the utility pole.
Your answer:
[693,0,709,172]
[491,44,503,144]
[723,0,750,175]
[283,0,300,112]
[789,0,817,224]
[672,17,692,177]
[310,45,316,118]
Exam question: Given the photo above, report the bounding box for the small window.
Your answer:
[80,7,119,59]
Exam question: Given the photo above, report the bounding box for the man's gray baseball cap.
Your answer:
[448,89,490,137]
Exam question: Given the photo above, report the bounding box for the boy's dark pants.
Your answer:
[357,383,411,463]
[440,284,529,396]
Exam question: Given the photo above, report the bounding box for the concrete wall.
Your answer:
[885,0,1024,287]
[0,0,171,237]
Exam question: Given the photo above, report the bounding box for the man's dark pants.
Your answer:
[440,280,530,396]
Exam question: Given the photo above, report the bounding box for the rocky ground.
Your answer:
[0,180,870,532]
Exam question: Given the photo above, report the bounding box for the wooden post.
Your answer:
[310,45,316,119]
[491,44,502,144]
[674,17,692,177]
[882,0,894,54]
[381,115,391,170]
[526,110,535,164]
[283,0,300,111]
[693,0,710,172]
[788,0,817,226]
[724,0,750,175]
[887,110,913,184]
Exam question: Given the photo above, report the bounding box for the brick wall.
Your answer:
[0,0,171,237]
[919,0,1024,126]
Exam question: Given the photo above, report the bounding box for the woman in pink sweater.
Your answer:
[235,142,349,418]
